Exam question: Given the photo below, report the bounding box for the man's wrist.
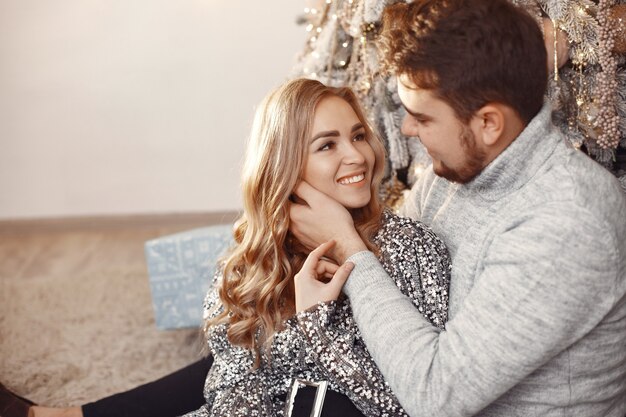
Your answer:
[334,237,368,264]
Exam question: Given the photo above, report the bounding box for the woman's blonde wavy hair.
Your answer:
[206,78,386,365]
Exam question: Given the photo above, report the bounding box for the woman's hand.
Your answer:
[295,240,355,312]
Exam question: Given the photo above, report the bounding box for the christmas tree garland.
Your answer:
[292,0,626,200]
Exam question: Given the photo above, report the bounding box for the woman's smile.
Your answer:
[304,95,375,209]
[337,172,366,185]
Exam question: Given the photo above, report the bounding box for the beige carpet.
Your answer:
[0,264,203,407]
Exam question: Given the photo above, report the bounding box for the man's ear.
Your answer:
[472,104,506,147]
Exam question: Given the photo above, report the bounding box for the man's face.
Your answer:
[397,74,487,184]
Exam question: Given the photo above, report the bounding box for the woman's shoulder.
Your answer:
[377,209,444,245]
[375,209,450,266]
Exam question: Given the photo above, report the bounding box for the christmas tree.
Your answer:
[290,0,626,207]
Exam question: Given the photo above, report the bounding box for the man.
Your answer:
[290,0,626,415]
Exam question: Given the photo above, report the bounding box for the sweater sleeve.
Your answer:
[343,205,620,416]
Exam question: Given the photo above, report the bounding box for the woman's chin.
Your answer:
[341,195,372,210]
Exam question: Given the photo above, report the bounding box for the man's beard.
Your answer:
[434,125,487,184]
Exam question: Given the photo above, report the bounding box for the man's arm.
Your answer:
[290,181,368,262]
[342,204,620,416]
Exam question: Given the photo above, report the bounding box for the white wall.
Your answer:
[0,0,304,219]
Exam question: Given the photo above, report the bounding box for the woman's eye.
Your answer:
[353,133,366,142]
[318,141,334,151]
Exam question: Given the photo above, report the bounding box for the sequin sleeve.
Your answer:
[295,211,450,416]
[202,265,224,322]
[296,299,409,417]
[374,211,450,330]
[179,404,211,417]
[180,267,226,417]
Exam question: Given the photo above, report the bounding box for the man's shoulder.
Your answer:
[530,143,625,217]
[505,143,626,257]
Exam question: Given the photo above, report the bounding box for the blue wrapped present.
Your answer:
[145,224,234,329]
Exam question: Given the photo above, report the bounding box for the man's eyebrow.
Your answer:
[310,123,365,143]
[401,103,429,119]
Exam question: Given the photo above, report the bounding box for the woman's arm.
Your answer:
[373,213,450,330]
[296,300,409,417]
[294,215,451,417]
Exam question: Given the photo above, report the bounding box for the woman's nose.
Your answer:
[342,142,366,164]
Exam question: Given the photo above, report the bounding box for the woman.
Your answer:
[182,78,450,416]
[17,78,450,417]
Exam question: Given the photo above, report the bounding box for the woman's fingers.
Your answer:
[294,240,355,312]
[300,240,336,272]
[315,259,339,278]
[327,261,354,291]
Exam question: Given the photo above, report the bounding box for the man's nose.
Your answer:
[401,115,419,137]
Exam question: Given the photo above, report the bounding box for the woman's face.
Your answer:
[302,96,376,209]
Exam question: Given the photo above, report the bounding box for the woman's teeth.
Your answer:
[338,174,365,185]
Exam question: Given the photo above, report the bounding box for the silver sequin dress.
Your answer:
[182,210,450,417]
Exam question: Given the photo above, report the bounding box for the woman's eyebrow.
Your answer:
[351,123,364,132]
[310,130,339,143]
[310,123,365,143]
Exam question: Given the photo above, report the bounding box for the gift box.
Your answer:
[145,224,234,329]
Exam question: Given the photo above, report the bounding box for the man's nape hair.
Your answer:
[379,0,548,124]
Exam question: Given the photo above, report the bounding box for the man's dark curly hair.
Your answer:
[378,0,547,124]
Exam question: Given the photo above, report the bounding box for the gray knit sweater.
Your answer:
[344,103,626,416]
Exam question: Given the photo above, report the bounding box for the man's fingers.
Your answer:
[292,181,316,204]
[293,180,334,208]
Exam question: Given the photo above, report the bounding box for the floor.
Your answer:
[0,212,238,281]
[0,212,238,406]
